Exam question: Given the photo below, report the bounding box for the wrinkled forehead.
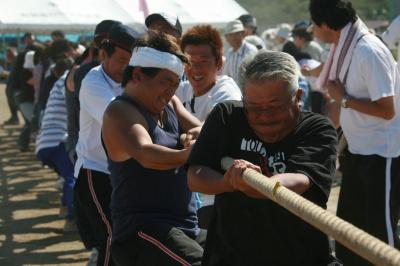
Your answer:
[243,78,293,101]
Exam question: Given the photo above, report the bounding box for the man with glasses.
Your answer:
[187,51,339,265]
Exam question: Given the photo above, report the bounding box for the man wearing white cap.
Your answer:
[275,23,293,51]
[102,31,204,266]
[223,19,258,85]
[145,12,182,38]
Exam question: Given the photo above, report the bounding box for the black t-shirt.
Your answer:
[187,100,338,266]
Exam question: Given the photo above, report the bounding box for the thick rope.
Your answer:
[221,157,400,266]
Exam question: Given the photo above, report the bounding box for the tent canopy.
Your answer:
[0,0,248,33]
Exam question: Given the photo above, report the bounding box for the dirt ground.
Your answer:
[0,83,340,265]
[0,83,90,265]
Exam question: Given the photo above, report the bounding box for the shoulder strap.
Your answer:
[343,34,368,87]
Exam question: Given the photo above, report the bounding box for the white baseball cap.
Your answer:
[224,20,245,35]
[276,23,292,40]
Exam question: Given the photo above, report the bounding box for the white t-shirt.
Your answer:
[341,34,400,158]
[176,75,242,206]
[74,65,123,177]
[223,41,258,85]
[175,75,242,121]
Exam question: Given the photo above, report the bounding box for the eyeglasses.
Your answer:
[243,95,296,117]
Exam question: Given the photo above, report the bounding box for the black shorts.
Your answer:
[112,224,206,266]
[336,151,400,265]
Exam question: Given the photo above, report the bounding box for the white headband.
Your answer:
[129,46,184,77]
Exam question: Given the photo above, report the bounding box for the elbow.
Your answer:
[381,109,395,120]
[187,166,202,192]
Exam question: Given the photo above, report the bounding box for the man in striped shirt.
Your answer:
[35,65,75,231]
[223,20,257,86]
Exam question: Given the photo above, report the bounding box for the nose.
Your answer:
[189,61,202,70]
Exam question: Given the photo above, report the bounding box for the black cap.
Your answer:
[105,24,139,52]
[238,14,257,28]
[145,12,182,37]
[94,20,122,39]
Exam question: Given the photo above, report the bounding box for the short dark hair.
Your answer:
[49,39,73,61]
[180,25,223,61]
[309,0,357,30]
[53,57,73,77]
[292,29,313,42]
[51,30,65,39]
[23,32,34,39]
[122,31,189,87]
[100,41,116,57]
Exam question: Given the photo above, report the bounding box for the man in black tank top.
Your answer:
[102,32,204,266]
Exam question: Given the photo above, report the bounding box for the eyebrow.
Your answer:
[245,98,281,105]
[163,76,180,87]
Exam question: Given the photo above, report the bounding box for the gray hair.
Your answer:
[239,50,300,94]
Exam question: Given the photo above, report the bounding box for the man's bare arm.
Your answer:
[103,100,192,170]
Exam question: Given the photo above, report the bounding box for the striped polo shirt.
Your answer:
[223,41,258,85]
[35,72,68,153]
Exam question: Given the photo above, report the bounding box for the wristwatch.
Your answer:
[341,95,349,108]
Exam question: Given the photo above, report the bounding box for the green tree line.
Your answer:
[236,0,388,30]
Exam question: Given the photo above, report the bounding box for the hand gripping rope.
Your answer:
[221,157,400,266]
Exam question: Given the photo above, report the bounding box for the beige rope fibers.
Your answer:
[221,157,400,266]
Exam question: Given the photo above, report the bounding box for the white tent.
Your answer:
[0,0,248,34]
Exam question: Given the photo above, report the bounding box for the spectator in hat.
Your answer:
[73,23,137,266]
[238,14,266,50]
[145,12,182,38]
[292,20,323,61]
[223,19,257,85]
[261,28,279,51]
[275,23,293,51]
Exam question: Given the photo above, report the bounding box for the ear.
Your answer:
[99,49,106,61]
[295,88,303,110]
[216,56,223,71]
[131,67,142,83]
